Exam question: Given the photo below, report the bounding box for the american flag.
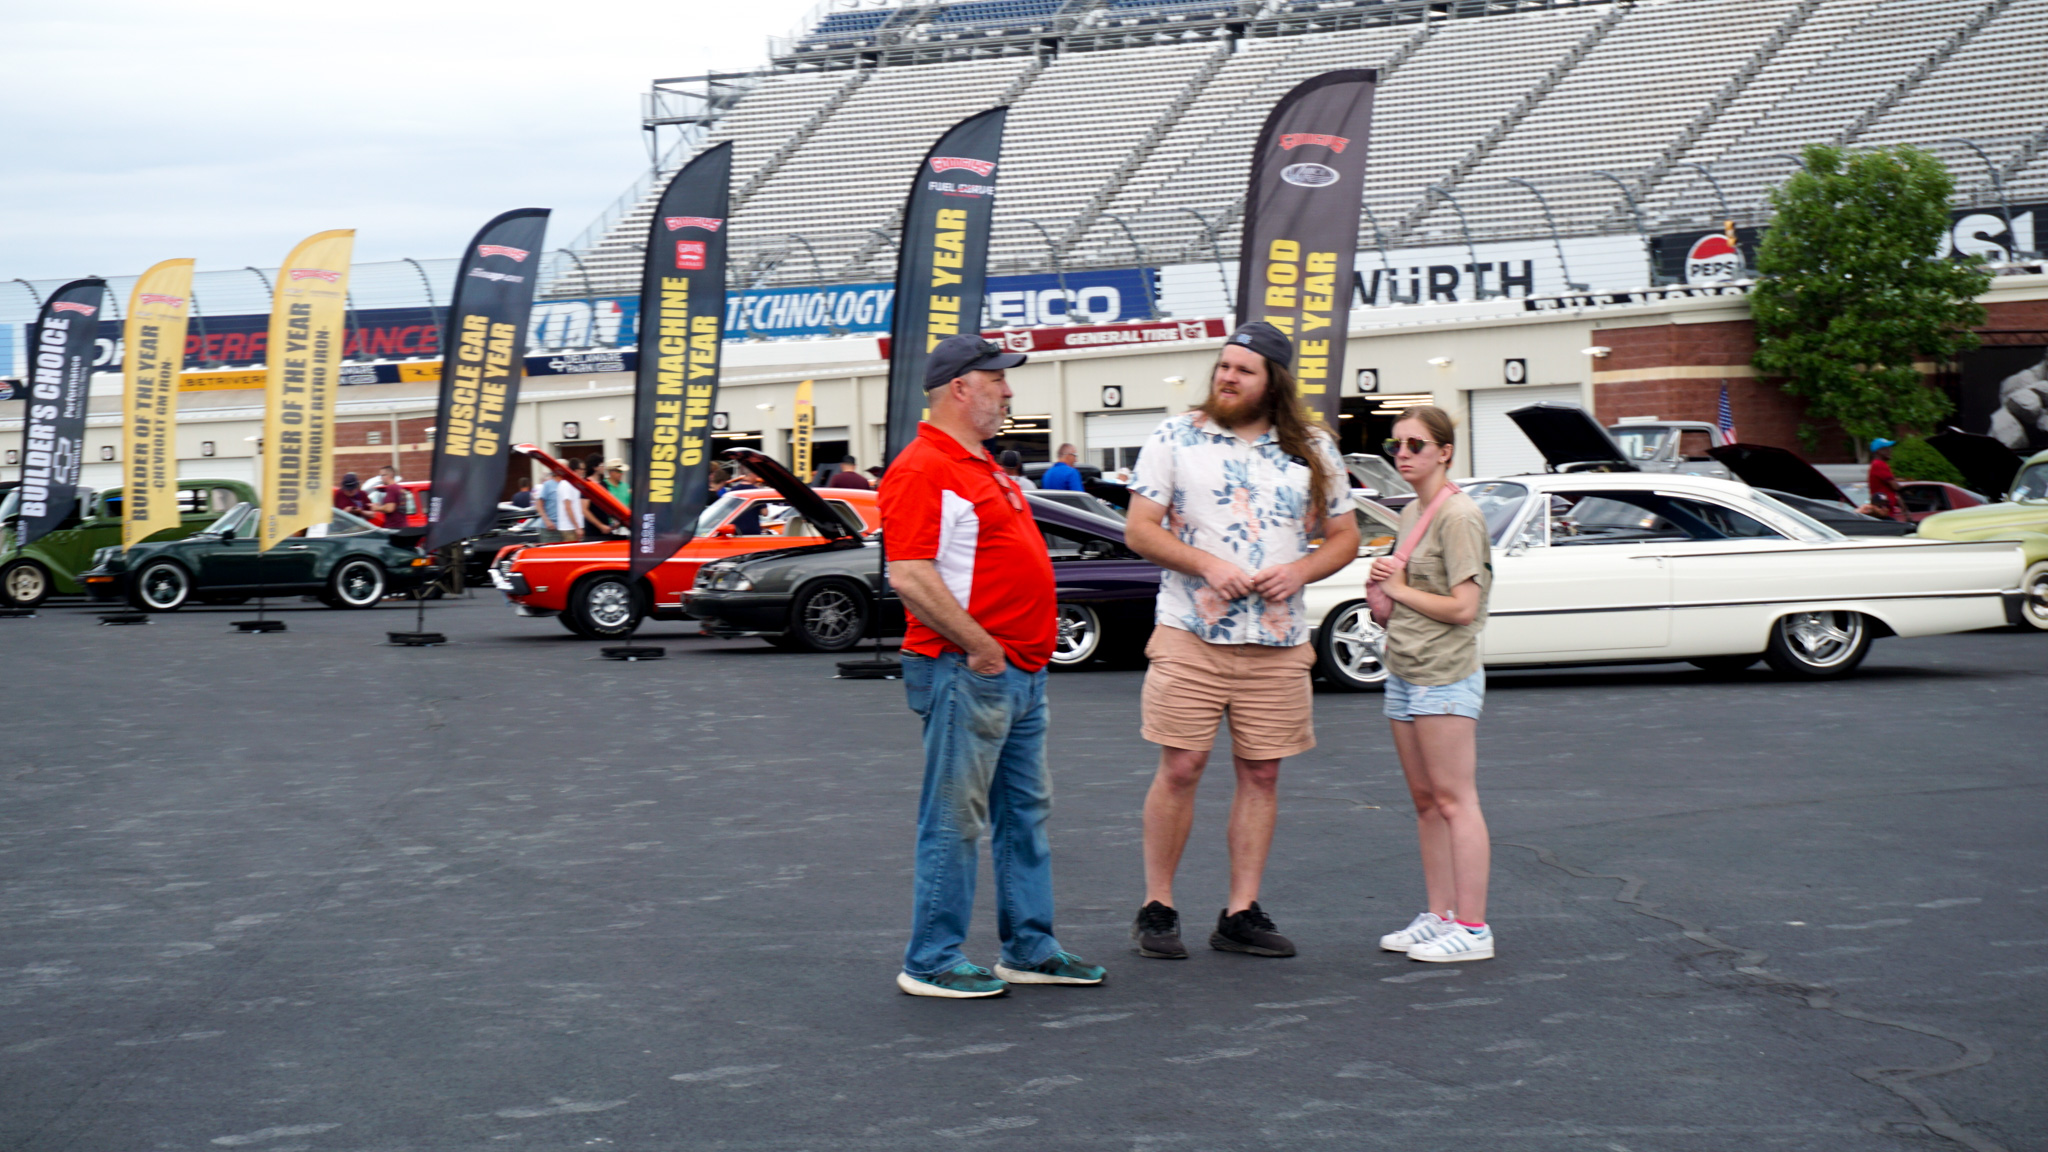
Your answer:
[1717,384,1738,443]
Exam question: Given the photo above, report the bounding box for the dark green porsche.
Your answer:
[83,502,432,611]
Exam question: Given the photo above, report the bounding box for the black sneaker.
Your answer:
[1132,901,1188,959]
[1210,902,1296,957]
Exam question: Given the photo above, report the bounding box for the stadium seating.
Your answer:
[553,0,2048,302]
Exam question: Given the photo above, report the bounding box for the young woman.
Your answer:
[1368,405,1496,962]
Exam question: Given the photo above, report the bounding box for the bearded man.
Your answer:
[1123,321,1359,961]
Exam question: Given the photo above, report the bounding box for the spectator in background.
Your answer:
[827,455,872,490]
[334,473,373,516]
[535,470,569,544]
[1042,443,1085,491]
[559,459,588,541]
[510,479,534,510]
[1864,438,1903,521]
[603,459,630,508]
[368,465,403,527]
[1000,450,1038,490]
[581,455,618,541]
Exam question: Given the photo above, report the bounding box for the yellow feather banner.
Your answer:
[259,230,355,551]
[122,258,195,550]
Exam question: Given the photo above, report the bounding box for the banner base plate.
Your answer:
[232,620,288,633]
[601,645,666,662]
[388,631,447,647]
[99,613,150,625]
[837,658,902,680]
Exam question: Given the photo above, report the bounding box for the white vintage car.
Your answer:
[1308,471,2031,688]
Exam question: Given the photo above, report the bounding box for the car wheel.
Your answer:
[1,559,52,608]
[1687,654,1760,673]
[568,574,643,639]
[1049,603,1103,669]
[788,580,869,652]
[326,558,387,609]
[127,560,191,612]
[1763,611,1871,679]
[2020,560,2048,633]
[1313,600,1388,691]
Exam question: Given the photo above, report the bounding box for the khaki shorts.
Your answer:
[1140,624,1316,760]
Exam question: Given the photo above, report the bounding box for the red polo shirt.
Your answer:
[881,422,1057,672]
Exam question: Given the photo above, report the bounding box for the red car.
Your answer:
[493,448,880,638]
[1897,480,1986,523]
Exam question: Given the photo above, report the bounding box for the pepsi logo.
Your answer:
[1281,163,1340,188]
[1684,234,1743,284]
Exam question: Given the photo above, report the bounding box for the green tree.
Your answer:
[1890,435,1967,486]
[1751,144,1992,449]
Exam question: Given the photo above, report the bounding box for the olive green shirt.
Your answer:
[1383,492,1491,686]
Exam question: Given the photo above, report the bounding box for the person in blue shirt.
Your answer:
[1041,443,1086,491]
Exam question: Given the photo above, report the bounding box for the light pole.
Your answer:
[1674,162,1744,272]
[1590,170,1656,285]
[401,256,436,308]
[1504,177,1586,292]
[1100,212,1158,319]
[1945,138,2030,258]
[1023,219,1075,323]
[1360,204,1397,306]
[1173,207,1233,313]
[1426,185,1497,299]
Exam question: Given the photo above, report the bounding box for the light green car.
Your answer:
[0,479,257,607]
[1916,448,2048,632]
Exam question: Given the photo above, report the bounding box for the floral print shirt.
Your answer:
[1129,411,1348,647]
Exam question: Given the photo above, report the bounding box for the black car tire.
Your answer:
[785,579,869,652]
[324,558,387,609]
[1313,600,1389,692]
[1762,611,1871,679]
[1049,603,1104,670]
[567,574,644,639]
[1687,654,1760,673]
[2020,560,2048,633]
[127,560,192,612]
[1,559,53,608]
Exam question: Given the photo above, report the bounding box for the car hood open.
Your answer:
[723,447,857,541]
[1507,404,1636,472]
[1707,443,1848,504]
[1928,429,2024,503]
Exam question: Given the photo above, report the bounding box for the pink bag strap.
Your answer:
[1392,482,1461,565]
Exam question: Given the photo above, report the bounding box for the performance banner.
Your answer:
[259,230,355,551]
[422,208,552,553]
[1236,69,1376,427]
[122,260,195,550]
[792,378,815,481]
[13,279,106,549]
[884,106,1007,463]
[627,142,730,584]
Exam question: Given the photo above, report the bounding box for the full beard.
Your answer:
[1202,390,1264,429]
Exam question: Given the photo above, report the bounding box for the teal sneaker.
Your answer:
[897,963,1009,999]
[993,951,1106,986]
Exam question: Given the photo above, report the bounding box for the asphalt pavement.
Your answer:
[1,595,2043,1152]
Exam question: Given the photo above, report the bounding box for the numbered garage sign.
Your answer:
[1503,358,1528,385]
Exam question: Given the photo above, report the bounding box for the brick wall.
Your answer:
[334,416,434,484]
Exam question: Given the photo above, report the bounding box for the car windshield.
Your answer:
[0,485,90,522]
[200,502,255,536]
[695,494,744,535]
[1610,428,1669,462]
[2013,462,2048,501]
[1462,481,1531,545]
[1744,490,1845,542]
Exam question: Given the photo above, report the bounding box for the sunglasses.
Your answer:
[988,463,1024,511]
[1384,437,1447,456]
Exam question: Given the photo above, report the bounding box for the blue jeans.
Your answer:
[902,650,1061,978]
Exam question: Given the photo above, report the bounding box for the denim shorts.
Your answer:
[1383,668,1485,721]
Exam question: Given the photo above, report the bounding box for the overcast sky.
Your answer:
[0,0,820,282]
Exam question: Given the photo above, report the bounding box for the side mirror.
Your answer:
[220,527,236,541]
[713,524,738,537]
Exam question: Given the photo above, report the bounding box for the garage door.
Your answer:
[1468,385,1581,478]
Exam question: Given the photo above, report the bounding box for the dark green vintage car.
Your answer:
[0,479,256,606]
[83,502,432,611]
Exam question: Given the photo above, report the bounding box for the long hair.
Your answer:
[1198,354,1338,519]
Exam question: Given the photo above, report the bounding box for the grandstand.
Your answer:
[550,0,2048,303]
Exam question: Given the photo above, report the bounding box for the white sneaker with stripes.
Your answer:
[1408,925,1494,962]
[1379,911,1456,953]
